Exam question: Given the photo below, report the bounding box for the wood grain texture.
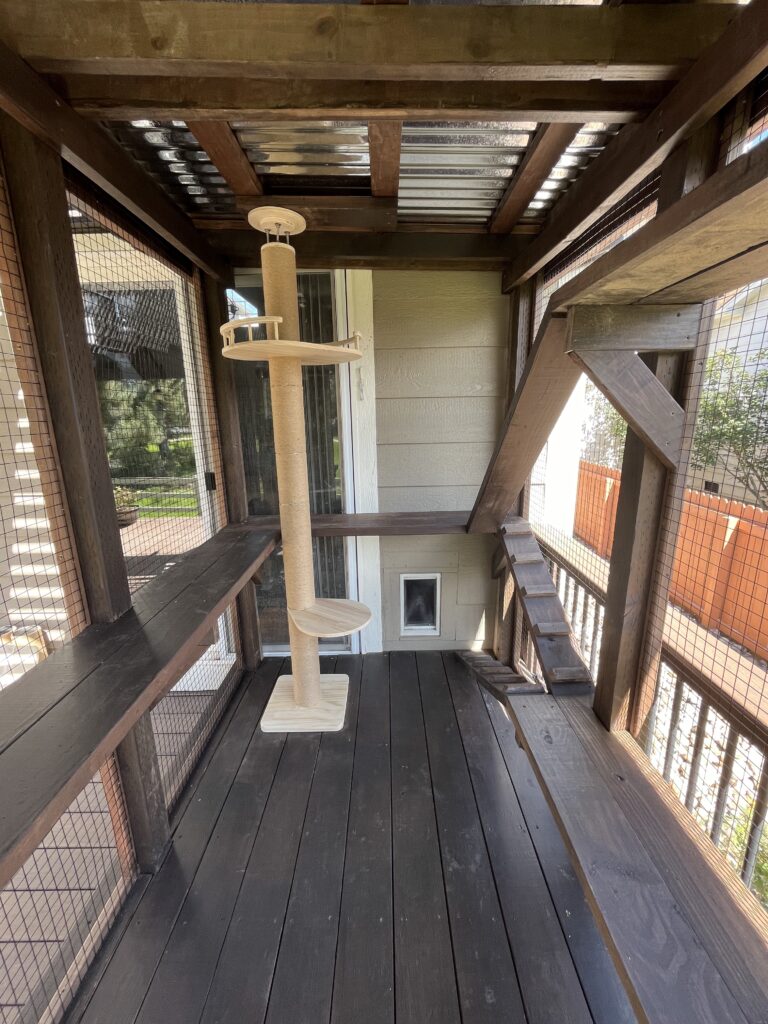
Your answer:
[369,120,401,197]
[377,397,501,444]
[505,694,750,1024]
[245,510,474,535]
[444,655,592,1024]
[418,651,527,1022]
[0,528,278,889]
[332,653,394,1024]
[389,652,461,1024]
[553,141,768,308]
[561,698,768,1024]
[469,312,579,532]
[78,661,281,1024]
[59,74,670,124]
[566,304,701,353]
[0,43,228,279]
[571,348,684,469]
[378,443,496,487]
[504,0,767,286]
[490,123,579,234]
[3,2,735,79]
[188,121,263,196]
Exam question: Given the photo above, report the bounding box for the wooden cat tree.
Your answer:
[220,207,370,732]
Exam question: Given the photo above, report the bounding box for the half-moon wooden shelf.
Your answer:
[222,339,362,365]
[289,598,372,638]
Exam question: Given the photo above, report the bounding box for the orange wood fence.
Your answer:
[574,460,768,661]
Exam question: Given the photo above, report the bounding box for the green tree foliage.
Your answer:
[97,378,196,478]
[691,349,768,510]
[580,381,627,470]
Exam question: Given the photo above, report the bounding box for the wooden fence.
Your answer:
[574,460,768,661]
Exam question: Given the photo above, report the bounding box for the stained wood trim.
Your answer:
[566,304,702,353]
[187,121,263,196]
[0,527,278,890]
[505,694,753,1024]
[570,348,684,470]
[2,3,736,80]
[469,311,579,533]
[498,522,593,695]
[233,194,398,232]
[551,141,768,308]
[206,228,527,270]
[0,113,131,623]
[504,0,768,286]
[57,75,669,125]
[490,123,579,235]
[368,120,401,198]
[0,41,229,280]
[245,511,473,536]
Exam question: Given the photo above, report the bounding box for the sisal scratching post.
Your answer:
[220,207,371,732]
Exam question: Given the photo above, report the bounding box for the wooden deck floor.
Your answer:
[70,652,635,1024]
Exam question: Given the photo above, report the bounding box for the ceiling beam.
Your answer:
[207,229,528,271]
[504,0,768,288]
[549,139,768,308]
[187,121,263,196]
[489,123,579,235]
[0,41,229,280]
[54,75,670,125]
[1,2,737,81]
[233,195,398,232]
[369,121,402,198]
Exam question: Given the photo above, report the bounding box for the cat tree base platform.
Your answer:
[260,674,349,733]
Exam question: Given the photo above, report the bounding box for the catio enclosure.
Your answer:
[0,2,767,1023]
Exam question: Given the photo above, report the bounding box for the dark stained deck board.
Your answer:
[331,652,394,1024]
[198,730,324,1023]
[416,651,527,1024]
[76,658,283,1024]
[74,652,637,1024]
[442,653,593,1024]
[134,684,290,1023]
[389,651,461,1024]
[479,685,636,1024]
[263,654,363,1024]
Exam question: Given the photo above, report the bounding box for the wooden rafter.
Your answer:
[187,121,263,196]
[55,75,670,125]
[489,123,579,234]
[368,120,402,198]
[0,41,229,279]
[504,0,768,287]
[0,2,737,80]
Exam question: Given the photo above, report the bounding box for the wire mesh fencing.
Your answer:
[67,183,226,594]
[0,759,135,1024]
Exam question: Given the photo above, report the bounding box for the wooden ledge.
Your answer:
[244,511,475,536]
[505,692,768,1024]
[0,526,278,890]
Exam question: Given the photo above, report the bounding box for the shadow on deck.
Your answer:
[67,652,633,1024]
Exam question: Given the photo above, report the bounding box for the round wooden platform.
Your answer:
[222,339,362,365]
[289,598,372,638]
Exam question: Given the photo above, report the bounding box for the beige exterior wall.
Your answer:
[372,271,508,651]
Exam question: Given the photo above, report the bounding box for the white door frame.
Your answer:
[334,270,383,653]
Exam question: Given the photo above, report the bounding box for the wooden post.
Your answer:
[0,114,170,866]
[594,119,721,733]
[201,274,262,669]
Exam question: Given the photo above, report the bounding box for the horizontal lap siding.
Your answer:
[372,273,507,651]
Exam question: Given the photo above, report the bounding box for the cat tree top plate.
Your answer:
[289,599,372,638]
[222,339,362,365]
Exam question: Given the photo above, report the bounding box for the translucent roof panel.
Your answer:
[519,122,621,222]
[231,121,371,195]
[398,122,536,224]
[107,121,237,214]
